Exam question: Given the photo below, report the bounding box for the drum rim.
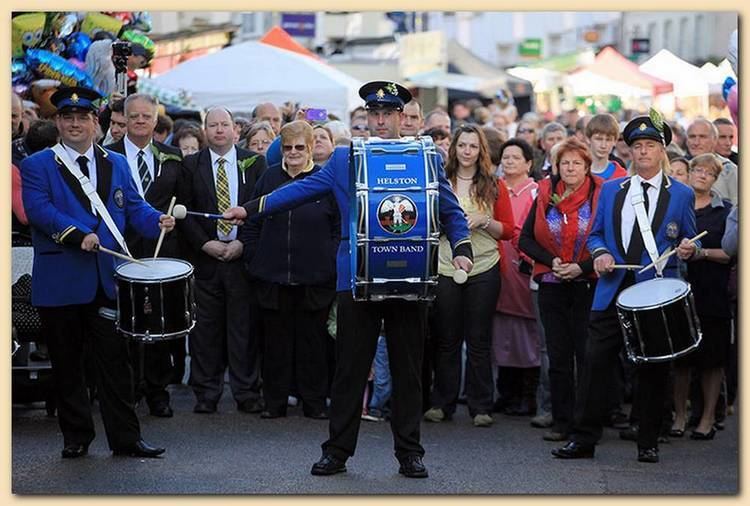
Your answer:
[116,321,195,341]
[115,258,194,283]
[616,278,691,311]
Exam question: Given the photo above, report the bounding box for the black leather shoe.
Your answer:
[304,410,329,420]
[690,428,716,440]
[637,447,659,463]
[193,401,217,414]
[112,439,165,458]
[61,443,88,459]
[149,402,174,418]
[237,399,264,414]
[260,410,286,419]
[311,454,347,476]
[398,455,428,478]
[551,441,595,459]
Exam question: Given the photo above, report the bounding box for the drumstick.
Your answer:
[453,269,468,284]
[172,204,225,220]
[153,196,177,259]
[95,245,149,266]
[638,231,708,274]
[611,264,644,270]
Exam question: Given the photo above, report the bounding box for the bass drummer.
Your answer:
[551,113,698,464]
[223,81,473,479]
[21,86,175,459]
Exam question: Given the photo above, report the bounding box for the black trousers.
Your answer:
[323,292,427,462]
[538,280,594,433]
[261,285,329,414]
[189,261,261,404]
[129,340,173,407]
[431,264,500,417]
[571,305,670,449]
[38,293,140,449]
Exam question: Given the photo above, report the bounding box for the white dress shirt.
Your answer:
[62,142,97,214]
[124,136,155,197]
[621,171,663,251]
[209,147,239,241]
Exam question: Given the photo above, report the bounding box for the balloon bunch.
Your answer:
[11,11,155,117]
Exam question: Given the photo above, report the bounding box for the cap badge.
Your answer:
[638,123,647,131]
[376,88,385,99]
[71,93,79,104]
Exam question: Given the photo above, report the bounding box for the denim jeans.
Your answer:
[368,334,391,415]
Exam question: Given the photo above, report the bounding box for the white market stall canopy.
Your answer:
[700,59,737,94]
[639,49,710,98]
[152,41,362,119]
[566,69,653,98]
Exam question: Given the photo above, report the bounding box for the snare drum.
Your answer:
[616,278,702,364]
[350,137,440,301]
[114,258,196,342]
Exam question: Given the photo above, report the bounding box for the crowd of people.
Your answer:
[11,78,738,476]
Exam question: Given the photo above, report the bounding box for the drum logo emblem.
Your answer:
[377,194,417,234]
[114,188,125,208]
[143,296,153,315]
[666,222,679,240]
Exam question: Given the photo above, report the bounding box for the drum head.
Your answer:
[617,278,689,310]
[115,258,192,281]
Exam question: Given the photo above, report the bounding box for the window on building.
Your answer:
[663,19,672,51]
[679,17,689,56]
[695,15,705,60]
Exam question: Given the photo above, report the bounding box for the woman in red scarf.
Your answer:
[519,138,603,442]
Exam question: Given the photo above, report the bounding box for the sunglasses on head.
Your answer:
[283,144,307,152]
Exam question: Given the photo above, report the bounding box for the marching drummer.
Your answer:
[551,112,699,464]
[21,86,175,459]
[223,80,473,478]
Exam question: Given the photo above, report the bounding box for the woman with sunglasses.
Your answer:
[241,120,340,419]
[424,124,514,427]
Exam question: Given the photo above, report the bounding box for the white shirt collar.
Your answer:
[637,170,662,189]
[124,136,152,158]
[209,147,237,167]
[61,142,95,163]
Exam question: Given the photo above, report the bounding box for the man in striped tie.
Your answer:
[105,93,188,417]
[180,107,267,414]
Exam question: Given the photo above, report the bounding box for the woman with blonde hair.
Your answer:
[240,120,340,419]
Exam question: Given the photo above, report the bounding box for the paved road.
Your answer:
[12,384,738,495]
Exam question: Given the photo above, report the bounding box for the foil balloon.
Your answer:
[44,37,67,55]
[49,12,78,38]
[64,32,92,60]
[12,12,46,58]
[31,80,61,118]
[12,59,31,85]
[727,84,738,127]
[68,57,86,70]
[80,12,123,39]
[130,12,153,33]
[26,48,97,90]
[120,29,155,59]
[106,11,133,24]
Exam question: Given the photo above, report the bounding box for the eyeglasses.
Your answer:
[690,167,717,178]
[249,139,271,147]
[282,144,307,152]
[351,125,368,131]
[517,128,535,134]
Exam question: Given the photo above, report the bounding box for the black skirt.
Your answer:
[676,315,731,370]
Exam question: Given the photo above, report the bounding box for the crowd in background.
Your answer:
[11,88,738,448]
